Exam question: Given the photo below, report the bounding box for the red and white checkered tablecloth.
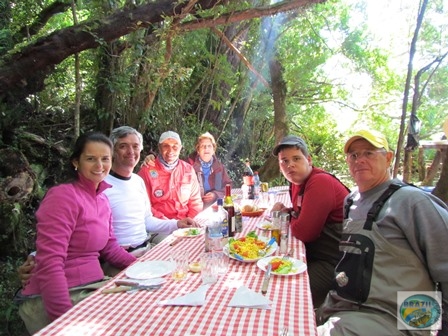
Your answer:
[35,187,317,336]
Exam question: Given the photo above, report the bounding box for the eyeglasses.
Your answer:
[346,149,386,162]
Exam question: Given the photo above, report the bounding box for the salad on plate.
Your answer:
[257,256,307,276]
[173,228,204,238]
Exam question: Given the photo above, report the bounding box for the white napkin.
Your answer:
[228,286,272,309]
[159,284,210,306]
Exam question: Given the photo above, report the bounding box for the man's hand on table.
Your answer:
[18,254,36,287]
[271,202,290,213]
[176,217,200,229]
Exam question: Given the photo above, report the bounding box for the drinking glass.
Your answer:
[268,191,278,207]
[280,213,290,254]
[259,183,269,208]
[214,251,228,276]
[170,249,189,281]
[200,252,218,284]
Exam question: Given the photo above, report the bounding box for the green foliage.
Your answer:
[0,256,27,335]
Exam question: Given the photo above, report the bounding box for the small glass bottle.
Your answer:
[279,213,290,254]
[234,207,243,233]
[217,198,228,240]
[223,184,235,237]
[242,159,255,200]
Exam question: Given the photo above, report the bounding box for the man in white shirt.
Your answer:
[106,126,199,256]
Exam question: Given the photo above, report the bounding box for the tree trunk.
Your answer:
[393,0,428,178]
[71,0,81,138]
[423,150,444,185]
[0,147,36,255]
[433,148,448,204]
[258,56,286,181]
[403,150,412,182]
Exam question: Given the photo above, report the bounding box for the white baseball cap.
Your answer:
[159,131,182,145]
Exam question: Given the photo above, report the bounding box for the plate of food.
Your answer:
[256,221,275,231]
[223,231,278,263]
[172,228,204,238]
[257,256,307,276]
[125,260,176,279]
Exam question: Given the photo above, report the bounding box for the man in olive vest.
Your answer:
[316,129,448,336]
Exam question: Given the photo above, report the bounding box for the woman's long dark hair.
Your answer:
[66,132,113,181]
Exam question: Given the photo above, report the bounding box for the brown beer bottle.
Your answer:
[223,184,235,237]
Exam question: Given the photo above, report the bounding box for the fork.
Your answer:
[282,248,294,261]
[258,237,277,257]
[280,327,288,336]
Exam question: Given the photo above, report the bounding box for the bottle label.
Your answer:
[235,213,242,233]
[248,185,255,200]
[221,219,228,237]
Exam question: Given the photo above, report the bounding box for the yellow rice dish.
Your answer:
[229,236,267,260]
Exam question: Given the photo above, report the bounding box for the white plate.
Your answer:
[223,238,278,263]
[256,221,275,231]
[257,256,307,276]
[121,278,167,286]
[172,228,204,238]
[125,260,175,279]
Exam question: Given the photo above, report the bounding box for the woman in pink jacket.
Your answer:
[17,132,136,334]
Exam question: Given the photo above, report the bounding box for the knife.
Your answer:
[169,238,183,246]
[261,263,272,295]
[102,283,162,294]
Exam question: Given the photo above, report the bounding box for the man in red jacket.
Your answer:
[138,131,203,219]
[271,135,349,307]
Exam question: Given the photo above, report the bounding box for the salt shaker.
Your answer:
[271,211,281,245]
[279,213,290,253]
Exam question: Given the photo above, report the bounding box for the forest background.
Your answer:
[1,0,447,334]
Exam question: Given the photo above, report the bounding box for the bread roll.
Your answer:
[241,204,259,212]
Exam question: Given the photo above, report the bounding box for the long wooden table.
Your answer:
[34,186,317,336]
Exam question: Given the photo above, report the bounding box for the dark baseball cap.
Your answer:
[272,135,308,156]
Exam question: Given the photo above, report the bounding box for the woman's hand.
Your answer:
[202,192,216,205]
[18,254,36,287]
[129,248,147,258]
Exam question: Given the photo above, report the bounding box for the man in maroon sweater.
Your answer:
[272,135,349,307]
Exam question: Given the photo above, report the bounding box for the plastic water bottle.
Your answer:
[207,205,224,251]
[253,171,261,199]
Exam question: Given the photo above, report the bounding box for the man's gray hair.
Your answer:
[110,126,144,151]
